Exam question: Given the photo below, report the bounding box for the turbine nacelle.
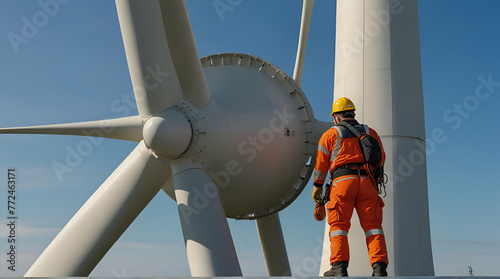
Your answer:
[195,53,316,220]
[157,53,317,220]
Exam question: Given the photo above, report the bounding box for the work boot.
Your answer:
[372,262,388,277]
[324,261,348,277]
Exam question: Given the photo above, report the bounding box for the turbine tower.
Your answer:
[0,0,325,276]
[319,0,434,276]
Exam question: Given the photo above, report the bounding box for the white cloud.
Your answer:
[0,252,39,277]
[236,250,266,276]
[91,240,190,277]
[432,239,500,276]
[0,222,60,237]
[113,241,178,250]
[18,226,60,236]
[434,239,500,247]
[16,166,64,189]
[93,241,269,276]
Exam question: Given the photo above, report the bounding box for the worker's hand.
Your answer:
[312,186,323,203]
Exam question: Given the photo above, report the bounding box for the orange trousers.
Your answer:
[326,174,388,266]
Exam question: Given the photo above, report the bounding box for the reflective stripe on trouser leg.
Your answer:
[365,230,388,266]
[330,230,348,238]
[329,231,349,265]
[327,175,357,265]
[365,229,384,237]
[356,176,388,266]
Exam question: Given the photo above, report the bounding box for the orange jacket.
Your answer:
[313,120,385,186]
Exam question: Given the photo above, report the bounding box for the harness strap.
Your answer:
[331,167,367,181]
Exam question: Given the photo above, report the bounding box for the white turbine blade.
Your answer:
[293,0,315,87]
[256,213,291,276]
[159,0,211,108]
[116,0,183,117]
[25,141,171,277]
[0,115,143,142]
[172,165,242,276]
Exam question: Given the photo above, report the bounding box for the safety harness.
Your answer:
[314,121,388,221]
[332,121,387,197]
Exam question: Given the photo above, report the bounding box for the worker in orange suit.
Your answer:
[312,97,388,277]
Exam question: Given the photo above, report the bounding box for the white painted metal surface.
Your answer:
[293,0,315,87]
[0,115,143,142]
[25,141,171,276]
[159,0,211,108]
[314,120,334,140]
[1,51,318,276]
[143,109,192,158]
[319,0,434,276]
[172,164,242,276]
[116,0,183,117]
[256,213,291,276]
[196,53,316,219]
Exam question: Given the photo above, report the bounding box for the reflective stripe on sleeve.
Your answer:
[330,127,342,162]
[333,125,346,137]
[318,144,331,156]
[365,229,384,237]
[314,170,328,181]
[330,230,348,238]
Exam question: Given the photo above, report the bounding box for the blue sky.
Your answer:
[0,0,499,277]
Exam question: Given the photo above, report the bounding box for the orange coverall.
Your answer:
[314,119,388,266]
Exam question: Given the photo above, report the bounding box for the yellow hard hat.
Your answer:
[331,97,356,116]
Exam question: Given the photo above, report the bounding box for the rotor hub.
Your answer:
[143,109,192,158]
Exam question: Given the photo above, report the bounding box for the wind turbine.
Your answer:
[0,0,326,276]
[2,0,435,277]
